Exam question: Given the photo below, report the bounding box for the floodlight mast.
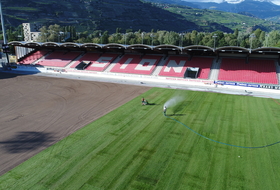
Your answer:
[0,0,9,66]
[212,34,217,51]
[0,0,6,44]
[250,33,256,52]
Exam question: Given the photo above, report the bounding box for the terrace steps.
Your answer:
[209,57,221,80]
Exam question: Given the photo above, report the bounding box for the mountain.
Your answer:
[1,0,201,33]
[187,0,280,19]
[143,0,200,7]
[2,0,280,34]
[160,3,280,32]
[182,0,277,5]
[147,0,280,19]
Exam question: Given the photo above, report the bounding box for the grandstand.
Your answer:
[7,42,280,89]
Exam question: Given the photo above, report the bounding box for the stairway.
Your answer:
[208,57,221,80]
[65,52,86,68]
[274,61,280,84]
[104,54,123,72]
[152,55,168,76]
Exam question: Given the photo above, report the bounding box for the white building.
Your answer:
[22,23,42,42]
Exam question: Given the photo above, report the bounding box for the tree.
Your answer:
[248,33,261,49]
[38,26,49,42]
[201,34,212,47]
[237,32,246,47]
[233,28,239,38]
[190,30,198,45]
[259,31,266,46]
[157,31,167,45]
[218,38,227,47]
[47,24,62,42]
[124,32,134,45]
[184,33,192,46]
[163,31,177,45]
[196,32,205,45]
[228,39,238,46]
[6,28,18,41]
[240,40,247,48]
[126,28,133,33]
[99,31,109,44]
[267,30,280,47]
[254,28,262,39]
[31,26,280,48]
[116,28,121,34]
[115,33,124,44]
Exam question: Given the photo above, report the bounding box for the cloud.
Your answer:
[271,0,280,5]
[182,0,234,2]
[182,0,223,2]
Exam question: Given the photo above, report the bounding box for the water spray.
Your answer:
[163,95,185,116]
[164,95,184,109]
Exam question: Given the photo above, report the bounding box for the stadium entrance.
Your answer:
[184,67,199,78]
[75,61,91,70]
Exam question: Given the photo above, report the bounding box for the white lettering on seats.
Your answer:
[135,59,157,71]
[163,60,186,73]
[120,58,133,69]
[91,57,113,67]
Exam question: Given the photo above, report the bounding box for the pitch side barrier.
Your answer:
[215,81,280,90]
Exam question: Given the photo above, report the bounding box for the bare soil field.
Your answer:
[0,72,150,176]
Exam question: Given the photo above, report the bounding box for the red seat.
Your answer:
[37,51,82,67]
[18,50,48,65]
[218,58,278,84]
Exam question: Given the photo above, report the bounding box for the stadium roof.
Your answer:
[7,41,280,56]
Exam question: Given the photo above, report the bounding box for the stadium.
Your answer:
[5,41,280,87]
[0,40,280,189]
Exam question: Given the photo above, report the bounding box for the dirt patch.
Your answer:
[0,72,150,175]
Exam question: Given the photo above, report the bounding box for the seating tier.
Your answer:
[218,58,278,84]
[37,51,82,67]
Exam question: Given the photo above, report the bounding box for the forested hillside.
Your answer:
[3,0,280,48]
[2,0,201,33]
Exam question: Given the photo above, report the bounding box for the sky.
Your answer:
[182,0,280,5]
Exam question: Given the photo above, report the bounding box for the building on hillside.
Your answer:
[22,23,42,42]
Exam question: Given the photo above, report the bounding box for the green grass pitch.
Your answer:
[1,88,280,190]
